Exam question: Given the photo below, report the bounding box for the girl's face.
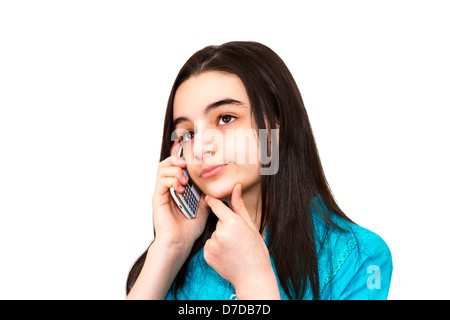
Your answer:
[173,71,261,202]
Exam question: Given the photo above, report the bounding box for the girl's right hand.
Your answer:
[151,140,210,250]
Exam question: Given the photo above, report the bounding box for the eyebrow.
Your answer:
[173,98,244,128]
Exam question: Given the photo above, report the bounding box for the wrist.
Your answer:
[151,237,193,262]
[234,267,281,300]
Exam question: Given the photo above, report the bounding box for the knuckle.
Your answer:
[160,177,173,188]
[171,177,180,187]
[227,216,239,228]
[157,165,167,177]
[177,167,184,178]
[214,229,227,243]
[171,155,182,165]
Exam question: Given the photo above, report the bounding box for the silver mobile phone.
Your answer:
[169,147,201,219]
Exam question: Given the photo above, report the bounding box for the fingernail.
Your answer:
[182,176,188,184]
[205,195,210,202]
[238,183,242,197]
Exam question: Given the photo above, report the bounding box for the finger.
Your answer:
[197,193,209,212]
[204,195,231,222]
[170,139,183,157]
[215,217,223,230]
[171,138,186,166]
[158,166,188,185]
[203,239,212,263]
[156,139,185,169]
[158,155,186,173]
[195,193,210,223]
[157,177,184,195]
[231,183,258,232]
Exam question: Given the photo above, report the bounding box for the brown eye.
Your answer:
[218,115,236,125]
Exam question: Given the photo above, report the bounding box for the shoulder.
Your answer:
[315,213,393,299]
[329,214,391,261]
[310,195,391,261]
[347,220,391,263]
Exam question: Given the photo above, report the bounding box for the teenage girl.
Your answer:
[126,41,393,300]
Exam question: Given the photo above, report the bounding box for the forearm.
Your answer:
[126,240,192,300]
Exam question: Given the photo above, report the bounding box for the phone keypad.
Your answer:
[182,178,198,217]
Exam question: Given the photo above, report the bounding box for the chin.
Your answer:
[198,180,234,200]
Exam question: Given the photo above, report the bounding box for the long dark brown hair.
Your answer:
[126,41,353,299]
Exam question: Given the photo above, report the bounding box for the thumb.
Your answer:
[231,183,258,232]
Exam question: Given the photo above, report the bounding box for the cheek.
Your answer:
[193,129,262,199]
[224,130,260,166]
[180,142,195,163]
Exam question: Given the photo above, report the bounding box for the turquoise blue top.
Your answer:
[166,198,393,300]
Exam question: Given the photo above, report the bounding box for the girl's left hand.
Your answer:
[204,183,280,299]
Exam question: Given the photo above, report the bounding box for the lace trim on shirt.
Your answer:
[319,239,359,294]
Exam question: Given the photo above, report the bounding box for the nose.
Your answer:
[192,126,222,164]
[192,141,215,163]
[202,145,215,159]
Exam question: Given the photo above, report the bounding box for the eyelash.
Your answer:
[178,114,237,143]
[217,114,236,126]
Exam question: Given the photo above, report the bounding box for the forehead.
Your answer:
[173,71,249,116]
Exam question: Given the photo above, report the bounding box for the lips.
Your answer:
[200,164,227,179]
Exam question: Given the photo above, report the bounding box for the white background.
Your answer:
[1,1,449,299]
